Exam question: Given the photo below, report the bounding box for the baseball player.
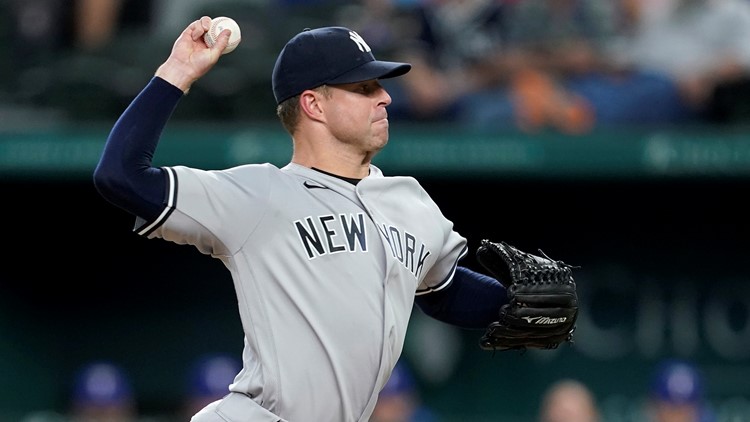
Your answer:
[93,17,510,422]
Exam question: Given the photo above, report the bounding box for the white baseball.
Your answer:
[204,16,241,55]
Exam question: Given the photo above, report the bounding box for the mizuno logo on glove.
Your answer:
[522,316,567,324]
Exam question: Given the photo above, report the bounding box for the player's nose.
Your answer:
[378,86,392,107]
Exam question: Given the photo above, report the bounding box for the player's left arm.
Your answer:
[415,266,508,329]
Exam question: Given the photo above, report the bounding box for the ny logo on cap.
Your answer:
[348,31,371,53]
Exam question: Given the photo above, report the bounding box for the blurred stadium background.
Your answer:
[1,1,750,421]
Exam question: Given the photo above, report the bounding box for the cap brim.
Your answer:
[326,60,411,85]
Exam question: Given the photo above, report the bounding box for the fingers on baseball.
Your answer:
[186,18,204,41]
[189,16,215,43]
[212,30,231,52]
[200,16,212,32]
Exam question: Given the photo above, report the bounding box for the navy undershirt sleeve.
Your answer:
[93,77,184,222]
[415,266,508,329]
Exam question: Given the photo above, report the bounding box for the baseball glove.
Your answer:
[475,239,578,352]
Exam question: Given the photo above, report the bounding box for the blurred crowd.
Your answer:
[2,0,750,131]
[20,353,244,422]
[537,359,719,422]
[17,355,737,422]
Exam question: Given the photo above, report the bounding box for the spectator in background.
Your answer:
[372,0,691,134]
[538,378,600,422]
[179,353,242,420]
[68,360,137,422]
[334,0,422,60]
[495,0,617,134]
[616,0,750,124]
[8,0,153,57]
[646,359,717,422]
[72,0,126,51]
[371,360,438,422]
[475,0,696,134]
[6,0,76,70]
[18,360,139,422]
[647,359,717,422]
[363,0,510,123]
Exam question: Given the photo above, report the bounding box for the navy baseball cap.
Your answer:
[272,26,411,104]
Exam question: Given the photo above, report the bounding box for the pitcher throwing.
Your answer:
[93,16,578,422]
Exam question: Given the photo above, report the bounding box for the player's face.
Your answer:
[324,80,393,152]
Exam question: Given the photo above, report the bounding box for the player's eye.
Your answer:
[332,81,382,96]
[358,81,381,95]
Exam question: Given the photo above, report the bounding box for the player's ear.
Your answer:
[299,89,325,122]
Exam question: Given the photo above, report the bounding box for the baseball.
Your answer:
[204,16,241,55]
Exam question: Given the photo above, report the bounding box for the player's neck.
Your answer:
[311,167,365,185]
[291,128,377,179]
[291,149,372,180]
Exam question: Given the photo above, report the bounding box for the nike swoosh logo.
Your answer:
[303,181,330,190]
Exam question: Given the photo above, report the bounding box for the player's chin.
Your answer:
[373,118,390,137]
[370,131,389,150]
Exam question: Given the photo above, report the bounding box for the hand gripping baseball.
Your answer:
[475,240,579,352]
[155,16,231,93]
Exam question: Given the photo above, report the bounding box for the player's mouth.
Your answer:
[374,118,389,129]
[373,114,389,125]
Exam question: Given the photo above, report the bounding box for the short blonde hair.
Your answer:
[276,85,331,135]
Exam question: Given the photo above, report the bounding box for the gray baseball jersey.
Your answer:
[139,162,467,422]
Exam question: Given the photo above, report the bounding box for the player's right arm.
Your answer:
[93,17,230,222]
[93,77,182,221]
